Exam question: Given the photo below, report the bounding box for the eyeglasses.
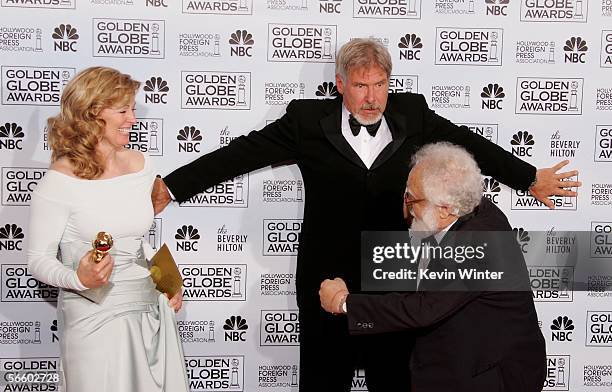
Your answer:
[403,191,425,208]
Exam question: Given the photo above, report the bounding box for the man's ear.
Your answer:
[335,74,344,95]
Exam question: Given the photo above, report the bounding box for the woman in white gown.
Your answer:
[27,67,189,392]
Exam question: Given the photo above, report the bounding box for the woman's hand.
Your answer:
[76,251,114,289]
[166,290,183,313]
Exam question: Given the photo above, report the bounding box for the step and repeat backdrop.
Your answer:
[0,0,611,391]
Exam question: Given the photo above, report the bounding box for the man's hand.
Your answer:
[152,176,172,215]
[530,160,582,209]
[319,278,349,314]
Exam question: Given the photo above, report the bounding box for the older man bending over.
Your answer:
[320,142,546,392]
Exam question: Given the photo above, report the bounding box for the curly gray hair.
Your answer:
[411,142,483,216]
[335,38,392,82]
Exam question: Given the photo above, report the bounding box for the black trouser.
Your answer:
[298,308,414,391]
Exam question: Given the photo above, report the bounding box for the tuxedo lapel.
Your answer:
[320,98,367,169]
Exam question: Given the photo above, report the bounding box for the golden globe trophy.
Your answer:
[79,232,114,303]
[92,232,113,262]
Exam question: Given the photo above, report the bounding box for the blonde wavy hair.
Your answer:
[47,66,140,179]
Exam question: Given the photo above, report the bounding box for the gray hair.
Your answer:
[335,38,392,82]
[411,142,483,216]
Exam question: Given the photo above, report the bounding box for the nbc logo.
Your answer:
[481,83,505,110]
[0,223,24,251]
[513,227,529,253]
[319,0,342,14]
[398,33,422,61]
[315,82,338,98]
[224,315,248,342]
[564,36,588,63]
[175,224,200,251]
[177,126,202,153]
[0,123,24,150]
[229,30,254,57]
[483,178,501,204]
[52,24,78,52]
[143,76,169,104]
[511,131,534,157]
[146,0,168,6]
[485,0,509,16]
[551,316,574,342]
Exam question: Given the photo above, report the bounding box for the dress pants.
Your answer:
[298,308,413,391]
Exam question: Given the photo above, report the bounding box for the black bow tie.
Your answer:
[348,114,381,137]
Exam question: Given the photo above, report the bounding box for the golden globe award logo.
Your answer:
[260,310,299,346]
[435,28,503,66]
[544,355,570,391]
[353,0,421,18]
[180,264,247,301]
[521,0,587,22]
[515,77,583,115]
[93,19,165,59]
[180,175,249,207]
[183,0,253,14]
[267,24,337,63]
[182,71,251,109]
[1,0,75,8]
[1,265,58,302]
[184,356,244,391]
[1,66,74,106]
[263,219,301,256]
[389,75,418,93]
[1,168,46,205]
[595,125,612,161]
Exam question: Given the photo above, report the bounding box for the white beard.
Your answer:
[353,112,383,126]
[409,204,439,240]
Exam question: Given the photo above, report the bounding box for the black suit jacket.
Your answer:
[346,198,546,392]
[164,94,536,313]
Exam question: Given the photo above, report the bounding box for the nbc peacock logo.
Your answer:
[481,83,505,110]
[175,224,200,251]
[224,315,248,342]
[229,29,254,57]
[177,126,202,153]
[398,33,422,61]
[0,223,24,251]
[144,76,169,104]
[0,122,24,150]
[510,130,535,157]
[563,36,588,63]
[52,24,78,52]
[315,82,338,98]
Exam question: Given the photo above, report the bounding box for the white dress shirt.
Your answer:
[341,105,392,169]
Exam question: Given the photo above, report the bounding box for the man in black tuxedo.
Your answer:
[320,142,547,392]
[153,39,571,391]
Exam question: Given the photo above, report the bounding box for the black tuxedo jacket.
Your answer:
[164,93,536,313]
[346,198,546,392]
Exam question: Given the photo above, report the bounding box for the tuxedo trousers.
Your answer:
[299,308,413,391]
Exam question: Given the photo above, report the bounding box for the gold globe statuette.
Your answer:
[92,232,113,262]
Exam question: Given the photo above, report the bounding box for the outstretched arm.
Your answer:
[418,94,581,208]
[161,100,302,205]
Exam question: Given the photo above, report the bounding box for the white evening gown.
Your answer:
[27,154,189,392]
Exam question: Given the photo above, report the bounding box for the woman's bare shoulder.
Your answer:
[119,148,145,172]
